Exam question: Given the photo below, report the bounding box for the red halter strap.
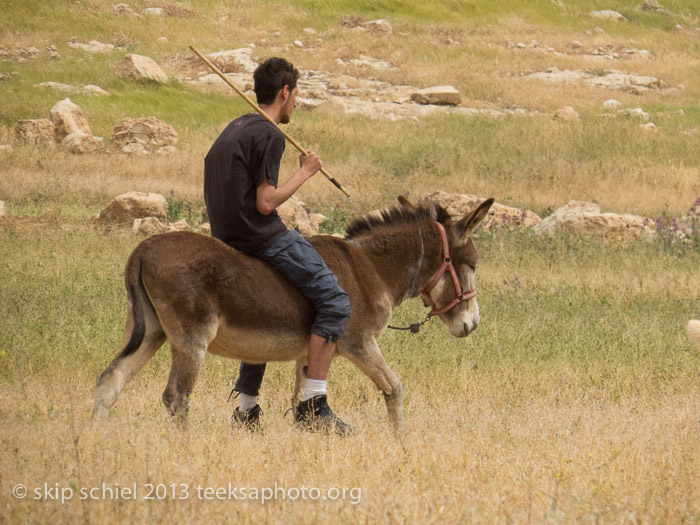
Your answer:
[422,222,477,317]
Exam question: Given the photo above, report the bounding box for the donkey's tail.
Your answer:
[120,249,148,359]
[94,245,165,419]
[688,320,700,352]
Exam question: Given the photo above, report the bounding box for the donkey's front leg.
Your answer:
[342,338,404,439]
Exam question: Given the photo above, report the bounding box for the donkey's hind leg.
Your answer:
[291,359,308,410]
[161,323,218,422]
[342,338,404,438]
[94,310,166,419]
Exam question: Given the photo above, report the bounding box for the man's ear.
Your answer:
[278,85,290,104]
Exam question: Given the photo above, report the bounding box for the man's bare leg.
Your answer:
[306,333,335,380]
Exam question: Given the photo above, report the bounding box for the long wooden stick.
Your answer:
[190,45,351,198]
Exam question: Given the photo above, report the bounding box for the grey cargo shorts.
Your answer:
[253,230,352,341]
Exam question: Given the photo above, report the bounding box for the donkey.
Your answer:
[94,196,494,436]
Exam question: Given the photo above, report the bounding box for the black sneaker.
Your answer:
[231,404,262,432]
[295,395,353,436]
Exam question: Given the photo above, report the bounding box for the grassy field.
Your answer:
[2,1,700,523]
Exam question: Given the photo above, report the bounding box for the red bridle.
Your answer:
[422,222,477,317]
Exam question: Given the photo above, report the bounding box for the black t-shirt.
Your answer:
[204,113,289,253]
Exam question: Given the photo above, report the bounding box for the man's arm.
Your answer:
[256,150,322,215]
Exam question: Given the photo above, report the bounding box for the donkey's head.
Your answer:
[400,196,494,338]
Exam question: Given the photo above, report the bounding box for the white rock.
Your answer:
[36,81,74,92]
[68,40,115,53]
[61,132,104,154]
[0,200,6,219]
[114,3,137,15]
[143,7,164,15]
[640,122,657,131]
[113,117,178,148]
[349,55,394,70]
[554,106,580,121]
[99,192,168,226]
[82,84,110,95]
[14,119,56,145]
[534,201,656,241]
[293,40,304,48]
[50,98,92,140]
[277,197,325,237]
[363,19,393,35]
[118,54,168,83]
[591,10,626,21]
[132,217,168,235]
[206,48,258,73]
[410,86,461,106]
[628,107,651,121]
[418,192,542,232]
[122,143,149,155]
[603,98,622,110]
[168,219,190,232]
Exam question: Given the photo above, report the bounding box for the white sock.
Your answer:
[238,393,257,411]
[302,379,327,401]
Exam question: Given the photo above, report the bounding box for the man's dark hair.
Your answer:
[253,57,299,105]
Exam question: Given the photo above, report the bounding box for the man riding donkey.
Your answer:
[204,57,353,435]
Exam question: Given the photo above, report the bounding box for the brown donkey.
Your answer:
[94,197,494,436]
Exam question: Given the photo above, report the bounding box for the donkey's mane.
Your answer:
[345,203,451,239]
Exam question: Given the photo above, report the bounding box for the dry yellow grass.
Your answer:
[2,363,700,523]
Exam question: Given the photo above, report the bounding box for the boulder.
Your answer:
[118,54,168,83]
[418,192,542,231]
[277,197,326,237]
[349,55,394,70]
[122,142,149,155]
[554,106,580,121]
[82,84,110,95]
[168,219,190,232]
[112,117,178,149]
[638,0,669,13]
[132,216,168,235]
[533,201,657,241]
[363,19,393,35]
[590,10,626,22]
[143,7,164,15]
[98,192,168,227]
[50,98,92,140]
[36,81,75,93]
[206,48,258,73]
[61,132,104,154]
[0,200,6,219]
[67,40,115,53]
[627,107,652,121]
[14,119,56,145]
[603,99,622,110]
[639,122,657,131]
[114,3,137,15]
[411,86,461,106]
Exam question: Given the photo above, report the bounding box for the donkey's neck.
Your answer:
[355,223,442,308]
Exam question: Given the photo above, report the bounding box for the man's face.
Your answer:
[279,85,298,124]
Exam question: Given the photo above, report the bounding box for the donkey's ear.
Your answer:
[397,195,418,212]
[454,198,494,240]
